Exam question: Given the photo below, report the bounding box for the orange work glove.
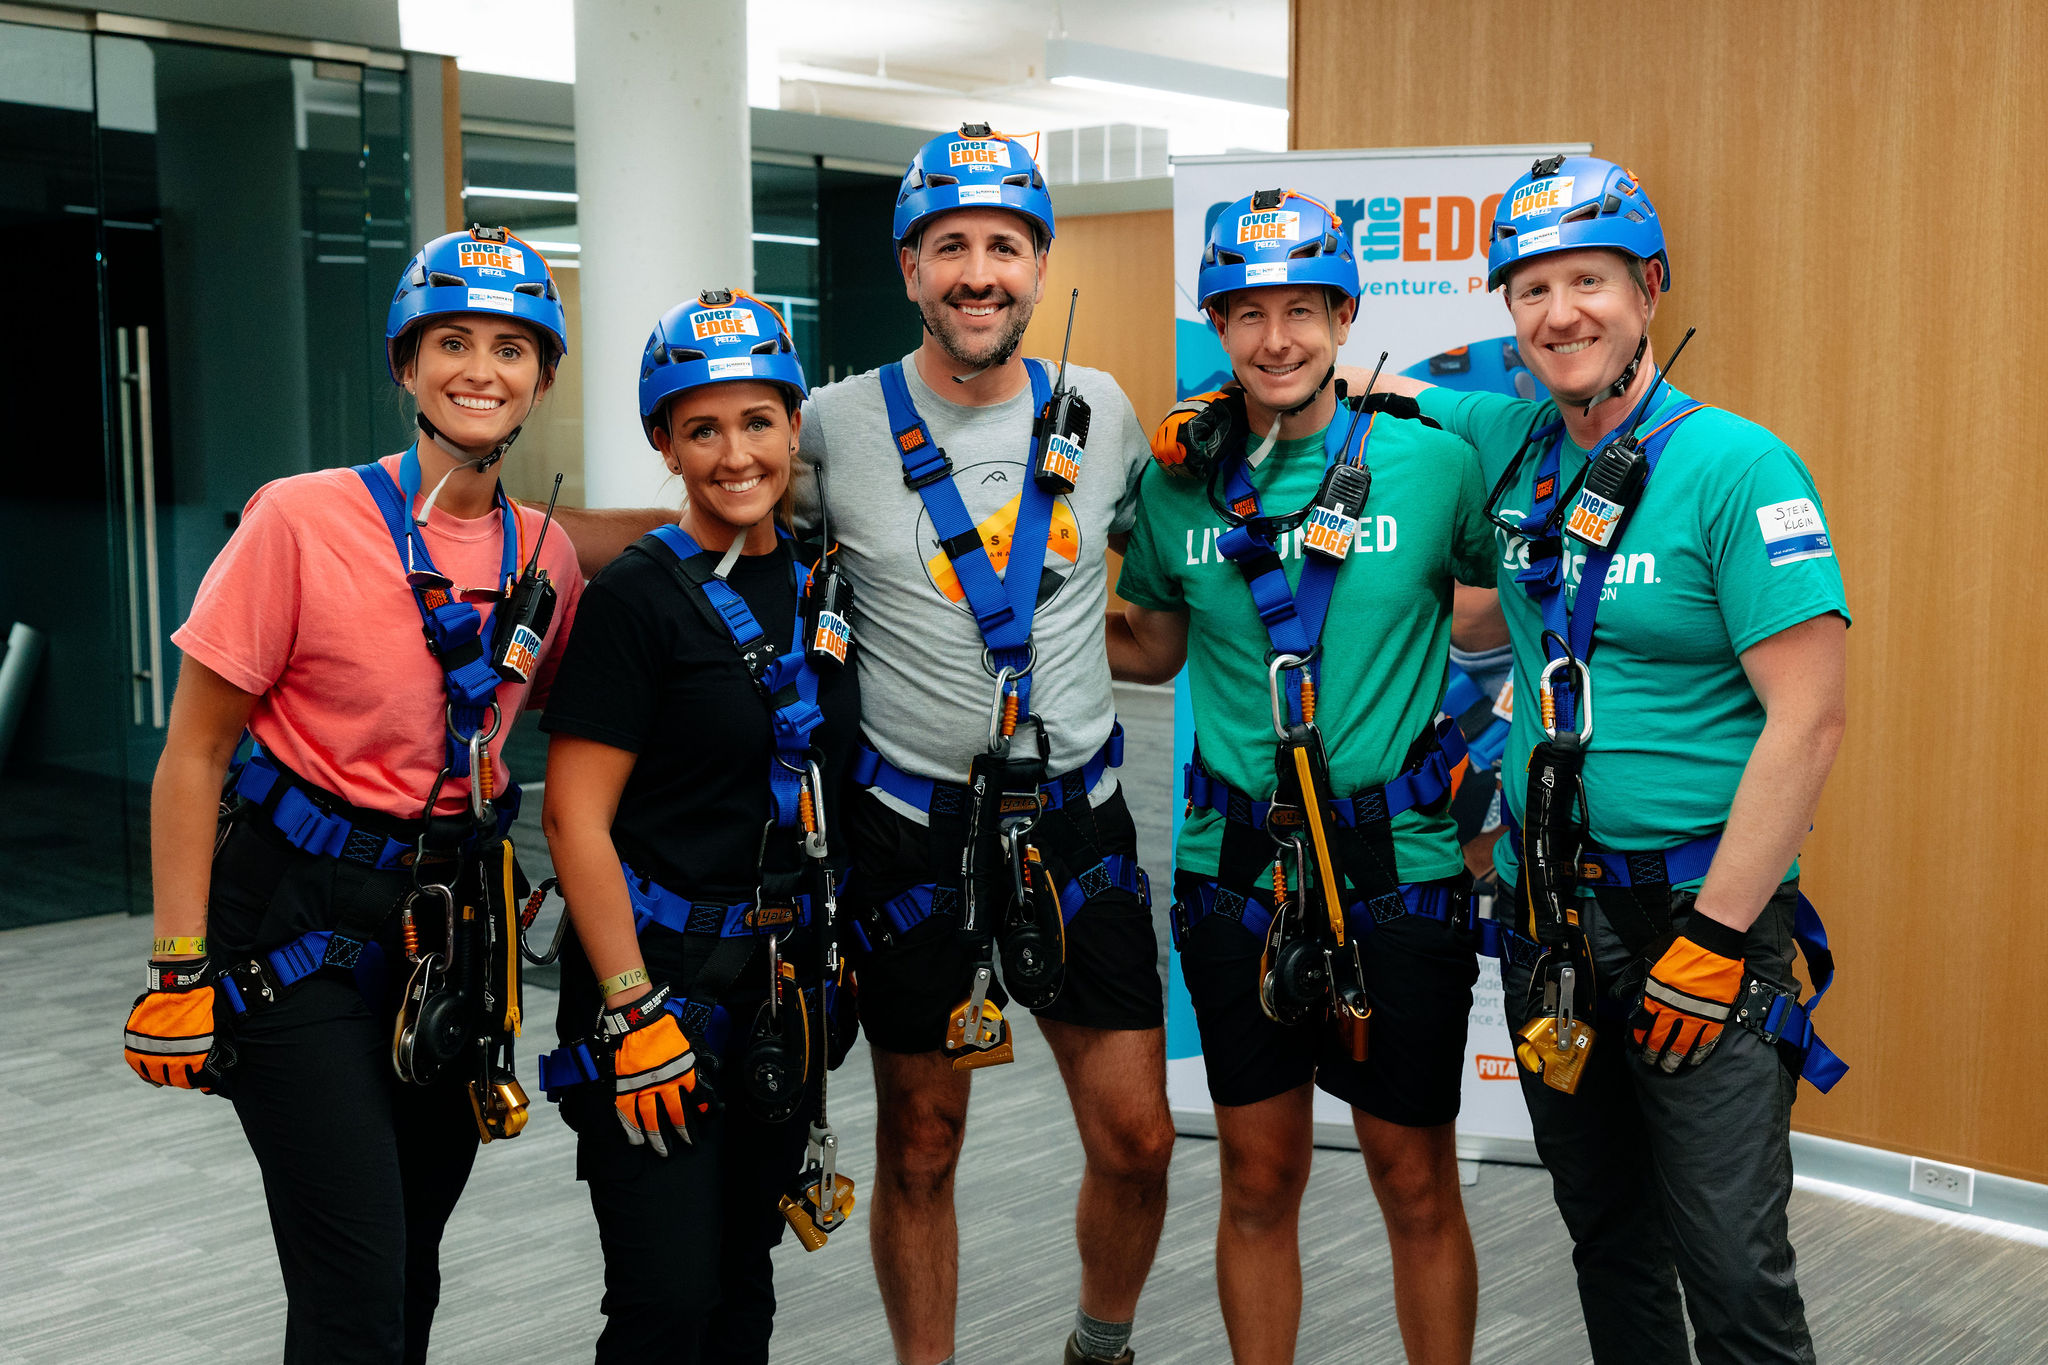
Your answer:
[1150,387,1244,481]
[600,984,714,1157]
[123,959,222,1091]
[1631,915,1749,1073]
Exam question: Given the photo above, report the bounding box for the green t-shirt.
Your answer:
[1117,413,1497,883]
[1414,384,1851,889]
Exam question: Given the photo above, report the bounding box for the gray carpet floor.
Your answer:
[6,685,2047,1362]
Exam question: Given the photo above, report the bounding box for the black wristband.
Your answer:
[146,957,213,992]
[1682,913,1749,961]
[597,982,672,1039]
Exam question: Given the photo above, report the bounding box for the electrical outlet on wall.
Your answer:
[1908,1157,1976,1208]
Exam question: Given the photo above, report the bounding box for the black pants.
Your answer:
[1502,884,1814,1365]
[212,820,484,1365]
[227,974,482,1364]
[565,1054,815,1363]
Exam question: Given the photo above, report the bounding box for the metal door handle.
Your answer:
[135,324,165,729]
[116,327,146,726]
[116,326,167,729]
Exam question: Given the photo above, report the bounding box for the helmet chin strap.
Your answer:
[1576,333,1649,415]
[411,384,540,523]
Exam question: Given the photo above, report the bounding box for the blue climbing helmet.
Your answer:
[1196,188,1359,319]
[893,123,1055,250]
[385,226,569,384]
[1484,155,1670,293]
[637,290,808,447]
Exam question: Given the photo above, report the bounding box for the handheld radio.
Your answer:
[1565,327,1696,549]
[1031,289,1091,494]
[492,474,562,683]
[803,459,852,669]
[1301,353,1385,563]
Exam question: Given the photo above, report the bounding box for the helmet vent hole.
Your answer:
[513,282,546,297]
[926,173,958,187]
[669,347,706,364]
[1624,209,1645,223]
[1560,203,1599,225]
[1001,173,1030,187]
[427,272,466,288]
[1287,241,1323,260]
[1215,249,1245,267]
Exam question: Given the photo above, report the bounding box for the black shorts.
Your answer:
[844,783,1164,1055]
[1173,871,1479,1126]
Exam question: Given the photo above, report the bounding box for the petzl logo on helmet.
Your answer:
[949,140,1011,168]
[1512,176,1575,218]
[691,307,760,341]
[1237,210,1300,244]
[459,243,526,275]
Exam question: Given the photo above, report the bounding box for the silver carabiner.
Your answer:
[1268,653,1307,740]
[802,757,830,860]
[985,666,1018,753]
[1537,655,1594,743]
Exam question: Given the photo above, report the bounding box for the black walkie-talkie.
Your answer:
[493,473,561,683]
[1302,353,1384,562]
[1566,328,1695,549]
[1032,289,1091,494]
[804,462,852,670]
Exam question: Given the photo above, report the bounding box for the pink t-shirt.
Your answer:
[173,452,585,820]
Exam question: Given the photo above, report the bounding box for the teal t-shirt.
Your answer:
[1414,384,1851,889]
[1117,412,1497,883]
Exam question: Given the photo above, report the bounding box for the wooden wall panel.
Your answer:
[1020,209,1175,434]
[1293,0,2048,1180]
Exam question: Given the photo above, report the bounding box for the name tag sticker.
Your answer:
[955,184,1002,205]
[1755,497,1833,566]
[1243,262,1289,284]
[705,356,754,379]
[1517,225,1560,256]
[466,287,516,312]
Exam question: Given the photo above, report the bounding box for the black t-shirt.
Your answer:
[542,535,859,1028]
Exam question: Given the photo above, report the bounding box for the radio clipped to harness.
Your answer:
[1301,355,1383,564]
[491,473,562,684]
[1031,289,1092,494]
[1564,327,1695,549]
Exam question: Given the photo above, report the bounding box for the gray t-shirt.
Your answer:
[796,352,1148,787]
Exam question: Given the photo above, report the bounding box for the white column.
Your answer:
[575,0,753,508]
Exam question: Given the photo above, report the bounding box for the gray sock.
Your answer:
[1075,1309,1133,1361]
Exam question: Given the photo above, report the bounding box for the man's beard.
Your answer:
[919,285,1034,371]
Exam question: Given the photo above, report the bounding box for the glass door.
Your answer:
[0,24,409,928]
[0,20,130,927]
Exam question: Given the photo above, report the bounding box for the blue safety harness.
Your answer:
[880,358,1054,711]
[220,450,528,1016]
[538,524,836,1100]
[1500,389,1846,1092]
[1176,409,1471,940]
[1442,662,1512,773]
[859,360,1146,941]
[355,446,519,780]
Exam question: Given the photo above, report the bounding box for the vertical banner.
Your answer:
[1166,145,1587,1162]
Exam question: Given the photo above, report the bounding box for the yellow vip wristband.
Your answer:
[599,967,650,999]
[153,936,207,956]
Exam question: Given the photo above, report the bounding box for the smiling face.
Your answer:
[899,207,1047,371]
[1209,284,1355,421]
[403,316,552,449]
[1502,247,1661,408]
[652,379,801,544]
